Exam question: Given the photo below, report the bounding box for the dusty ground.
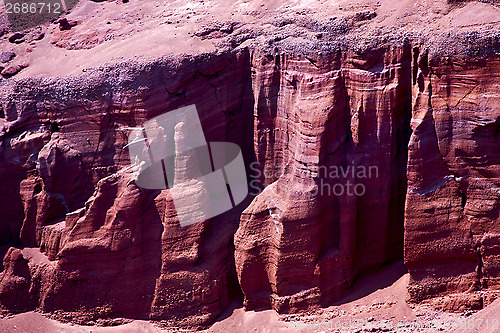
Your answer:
[0,261,499,332]
[0,0,499,78]
[1,0,500,331]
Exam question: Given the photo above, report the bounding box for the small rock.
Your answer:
[58,18,78,31]
[8,33,25,44]
[0,51,16,63]
[33,33,45,41]
[354,10,377,22]
[1,63,28,77]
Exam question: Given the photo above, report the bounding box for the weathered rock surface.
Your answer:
[235,46,411,312]
[404,47,500,308]
[0,0,499,328]
[0,51,15,63]
[0,51,254,325]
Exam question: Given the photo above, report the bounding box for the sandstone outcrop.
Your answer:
[235,45,411,312]
[404,44,500,307]
[0,0,499,328]
[0,51,254,325]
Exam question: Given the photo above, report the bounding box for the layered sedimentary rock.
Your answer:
[234,45,411,312]
[0,1,500,325]
[0,50,254,325]
[404,48,500,308]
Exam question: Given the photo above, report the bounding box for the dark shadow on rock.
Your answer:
[333,260,408,306]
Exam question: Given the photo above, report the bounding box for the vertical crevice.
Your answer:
[412,47,419,85]
[472,246,484,291]
[460,191,467,208]
[384,41,413,262]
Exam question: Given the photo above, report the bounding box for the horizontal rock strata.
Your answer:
[0,27,499,327]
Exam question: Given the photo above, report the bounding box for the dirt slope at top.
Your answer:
[0,0,499,78]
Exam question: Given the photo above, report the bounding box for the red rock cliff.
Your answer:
[0,51,255,325]
[0,0,499,327]
[405,45,500,310]
[235,45,411,312]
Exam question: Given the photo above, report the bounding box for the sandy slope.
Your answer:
[0,261,497,332]
[0,0,499,78]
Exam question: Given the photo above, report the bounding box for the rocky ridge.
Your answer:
[0,0,499,328]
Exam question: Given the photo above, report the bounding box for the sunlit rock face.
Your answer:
[0,24,499,328]
[0,51,255,326]
[235,45,412,312]
[404,51,500,310]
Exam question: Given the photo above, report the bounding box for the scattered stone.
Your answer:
[58,18,78,31]
[0,51,16,63]
[194,21,238,40]
[1,63,28,77]
[33,33,45,41]
[354,10,377,22]
[8,33,25,44]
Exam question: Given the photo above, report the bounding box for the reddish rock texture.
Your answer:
[404,48,500,306]
[0,51,254,325]
[0,0,500,327]
[235,45,411,312]
[1,40,500,325]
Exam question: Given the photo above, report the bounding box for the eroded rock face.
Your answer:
[404,51,500,308]
[0,50,254,325]
[235,45,411,312]
[0,30,499,327]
